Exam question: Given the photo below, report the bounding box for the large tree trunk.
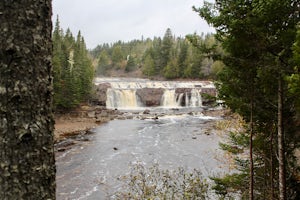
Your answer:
[278,77,286,200]
[0,1,55,199]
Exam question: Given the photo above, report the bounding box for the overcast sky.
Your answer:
[52,0,215,49]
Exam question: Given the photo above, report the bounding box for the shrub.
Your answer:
[113,163,209,200]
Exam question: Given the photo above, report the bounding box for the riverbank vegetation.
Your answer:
[115,163,208,199]
[194,0,300,199]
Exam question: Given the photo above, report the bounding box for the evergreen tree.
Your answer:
[142,52,156,77]
[177,40,189,77]
[52,17,94,110]
[160,28,174,72]
[152,37,163,74]
[163,58,179,79]
[97,50,110,75]
[195,0,300,199]
[111,45,124,68]
[125,55,136,72]
[288,25,300,120]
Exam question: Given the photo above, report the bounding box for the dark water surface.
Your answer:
[56,112,228,199]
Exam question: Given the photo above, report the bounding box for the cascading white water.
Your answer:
[188,89,202,107]
[161,89,179,108]
[96,78,214,109]
[106,89,140,109]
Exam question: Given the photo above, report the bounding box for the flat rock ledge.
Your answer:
[54,106,122,143]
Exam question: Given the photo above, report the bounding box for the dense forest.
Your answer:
[52,17,94,110]
[90,28,224,80]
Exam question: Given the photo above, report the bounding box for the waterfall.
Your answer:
[187,89,202,107]
[106,89,140,109]
[161,89,180,108]
[96,78,214,109]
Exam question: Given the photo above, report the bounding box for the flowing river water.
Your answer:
[56,78,230,199]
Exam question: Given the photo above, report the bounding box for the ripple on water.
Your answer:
[56,111,229,199]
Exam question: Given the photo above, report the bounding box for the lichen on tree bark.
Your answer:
[0,0,56,199]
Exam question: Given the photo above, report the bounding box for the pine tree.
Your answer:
[125,55,136,72]
[177,40,189,77]
[97,50,110,75]
[160,28,174,72]
[52,19,94,110]
[111,45,124,68]
[142,53,156,77]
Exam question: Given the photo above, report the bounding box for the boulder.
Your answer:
[143,109,150,114]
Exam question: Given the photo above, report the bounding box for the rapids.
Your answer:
[56,109,230,200]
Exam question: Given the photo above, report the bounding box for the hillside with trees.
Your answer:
[90,28,224,80]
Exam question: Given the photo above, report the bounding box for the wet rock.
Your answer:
[85,130,95,135]
[95,117,110,124]
[152,115,159,120]
[143,109,150,114]
[204,130,211,135]
[55,140,75,152]
[116,116,126,120]
[87,111,95,118]
[126,116,134,120]
[136,88,164,106]
[76,136,90,142]
[188,112,194,115]
[96,83,111,106]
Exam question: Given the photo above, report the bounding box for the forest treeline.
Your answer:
[90,28,224,79]
[52,17,94,110]
[52,21,224,110]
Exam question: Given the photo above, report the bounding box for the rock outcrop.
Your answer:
[95,83,111,106]
[136,88,164,106]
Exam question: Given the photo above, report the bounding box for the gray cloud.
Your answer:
[53,0,215,49]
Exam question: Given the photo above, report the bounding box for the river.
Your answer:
[56,78,229,199]
[56,108,230,199]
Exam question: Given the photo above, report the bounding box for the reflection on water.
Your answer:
[56,110,229,200]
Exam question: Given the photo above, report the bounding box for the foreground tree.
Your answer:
[195,0,299,199]
[0,1,56,199]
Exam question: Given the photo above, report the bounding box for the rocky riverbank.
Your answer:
[54,106,227,144]
[54,106,122,142]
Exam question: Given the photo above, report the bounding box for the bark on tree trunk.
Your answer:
[249,97,254,200]
[270,129,275,200]
[278,77,286,200]
[0,1,55,199]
